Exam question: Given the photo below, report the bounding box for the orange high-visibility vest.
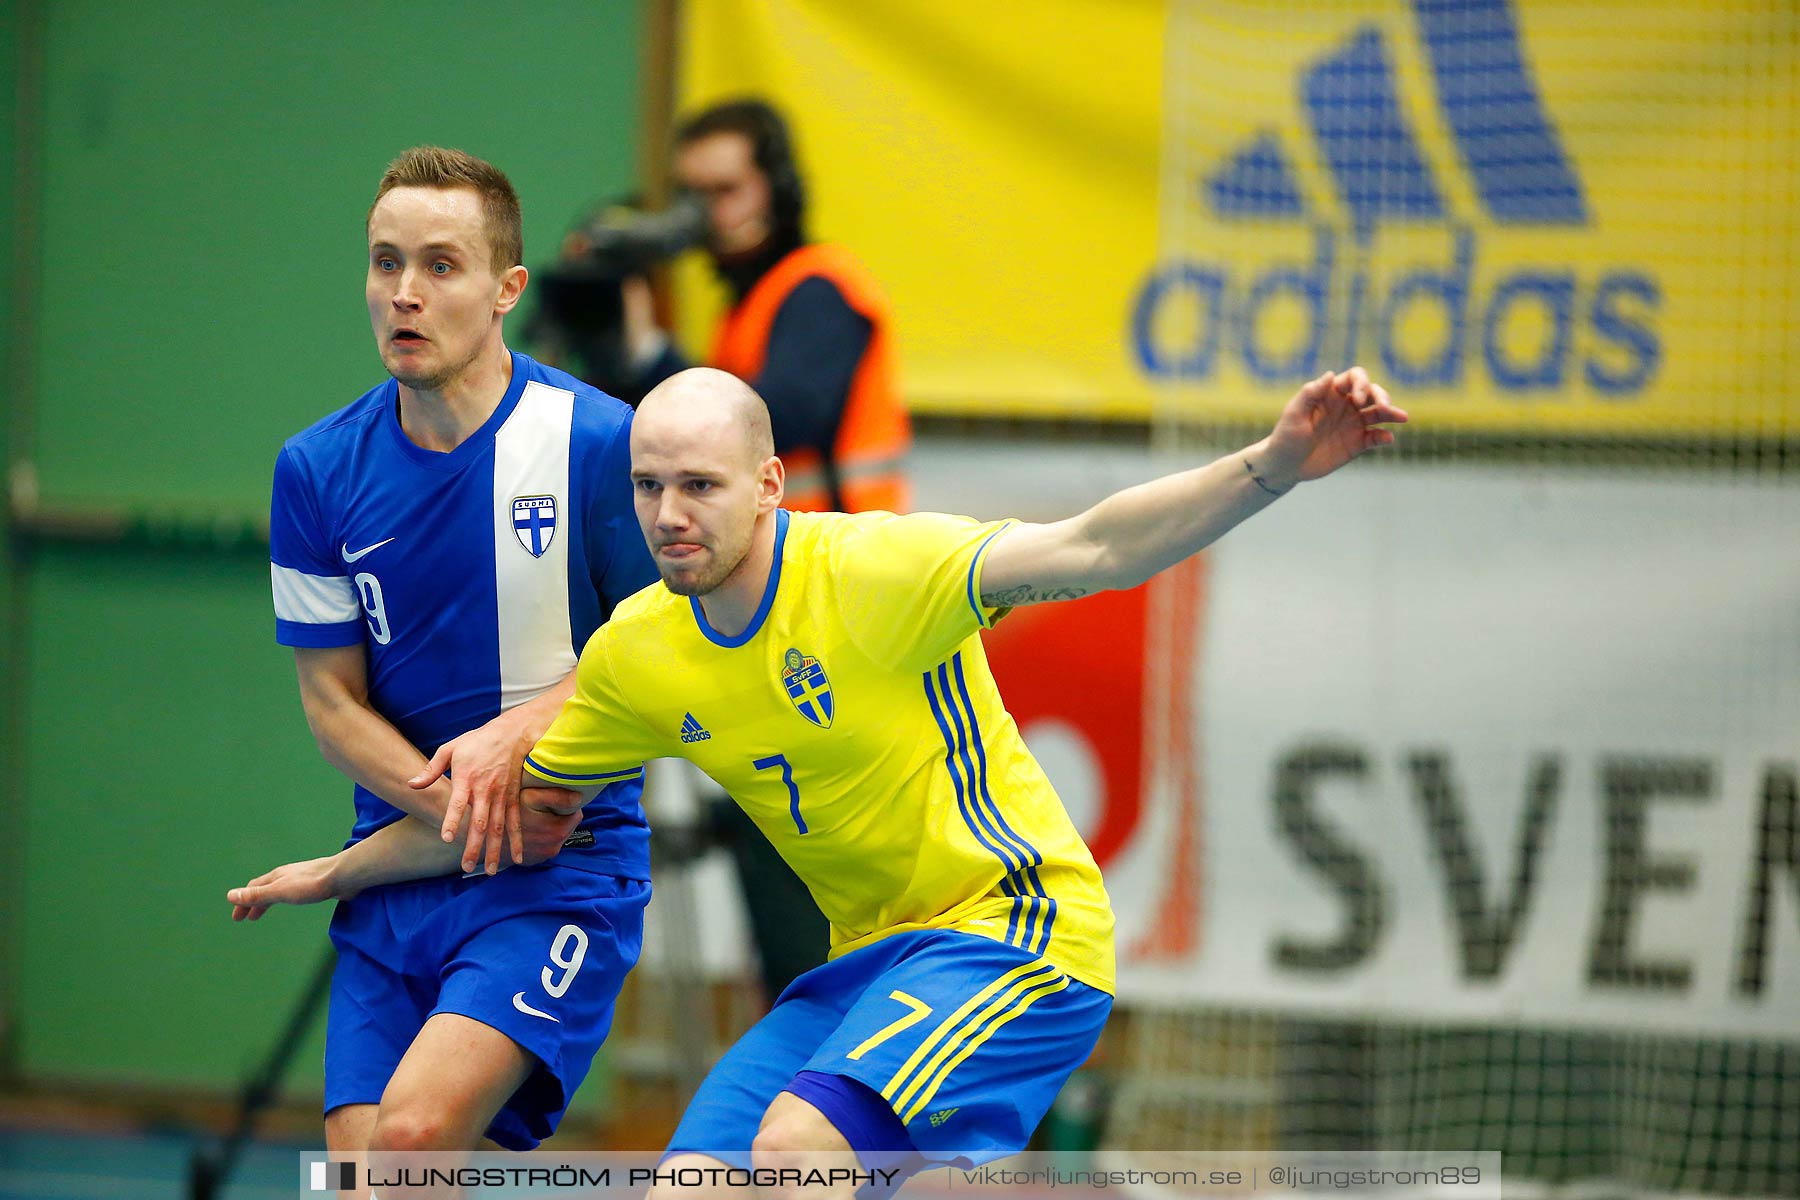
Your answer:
[711,244,910,513]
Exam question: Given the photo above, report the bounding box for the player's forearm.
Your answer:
[329,816,466,895]
[304,694,452,825]
[462,671,582,783]
[1071,439,1289,591]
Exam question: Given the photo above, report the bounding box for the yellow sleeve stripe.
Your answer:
[522,755,643,784]
[963,519,1017,629]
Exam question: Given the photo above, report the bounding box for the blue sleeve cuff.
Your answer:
[276,618,364,648]
[964,520,1017,628]
[523,755,646,784]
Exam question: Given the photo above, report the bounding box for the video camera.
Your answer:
[527,191,708,400]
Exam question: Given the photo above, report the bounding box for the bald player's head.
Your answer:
[635,367,774,469]
[630,368,783,598]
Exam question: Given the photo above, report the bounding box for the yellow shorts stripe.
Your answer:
[888,962,1067,1117]
[900,970,1072,1125]
[879,960,1057,1103]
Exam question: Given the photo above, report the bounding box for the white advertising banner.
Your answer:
[1106,465,1800,1038]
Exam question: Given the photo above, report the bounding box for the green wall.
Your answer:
[19,540,343,1087]
[31,0,643,514]
[1,0,27,1082]
[11,0,644,1103]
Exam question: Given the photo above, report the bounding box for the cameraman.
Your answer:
[622,98,911,515]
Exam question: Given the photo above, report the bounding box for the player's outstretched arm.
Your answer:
[978,367,1407,607]
[225,798,587,921]
[226,817,449,921]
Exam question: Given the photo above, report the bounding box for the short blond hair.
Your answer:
[368,146,522,273]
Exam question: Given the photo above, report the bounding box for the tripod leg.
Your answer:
[188,941,336,1200]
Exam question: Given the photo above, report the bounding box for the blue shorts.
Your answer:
[325,864,648,1150]
[668,929,1112,1168]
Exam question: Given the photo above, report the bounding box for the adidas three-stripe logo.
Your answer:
[923,653,1057,956]
[1135,0,1661,396]
[1207,0,1585,233]
[679,712,711,744]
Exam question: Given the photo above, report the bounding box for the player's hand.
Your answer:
[410,709,558,875]
[1261,366,1408,487]
[520,789,586,866]
[226,856,346,922]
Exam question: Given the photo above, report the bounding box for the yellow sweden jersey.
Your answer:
[525,508,1116,994]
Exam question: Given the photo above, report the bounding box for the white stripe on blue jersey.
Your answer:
[492,381,578,712]
[271,563,360,625]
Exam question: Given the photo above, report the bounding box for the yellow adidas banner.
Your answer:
[676,1,1797,435]
[673,0,1163,421]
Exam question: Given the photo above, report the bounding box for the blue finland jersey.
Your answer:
[269,351,656,879]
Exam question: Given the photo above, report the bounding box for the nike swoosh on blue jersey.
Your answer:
[341,537,396,562]
[512,992,560,1023]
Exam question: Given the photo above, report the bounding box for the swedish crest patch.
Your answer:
[780,647,834,728]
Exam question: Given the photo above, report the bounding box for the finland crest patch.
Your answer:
[780,647,833,728]
[512,495,557,558]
